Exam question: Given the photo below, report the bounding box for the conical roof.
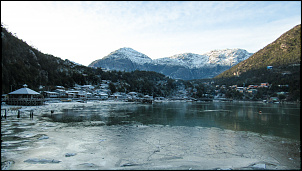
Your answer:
[9,86,40,95]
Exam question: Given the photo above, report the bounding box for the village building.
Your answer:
[55,89,66,97]
[127,92,138,101]
[56,86,65,89]
[260,83,269,88]
[128,92,138,97]
[6,84,44,106]
[110,92,127,100]
[267,66,273,70]
[81,85,95,90]
[86,92,92,98]
[247,89,258,95]
[77,91,87,98]
[43,91,59,98]
[99,92,109,100]
[220,85,226,89]
[248,85,258,89]
[277,92,288,96]
[142,95,153,103]
[101,80,110,84]
[65,90,79,98]
[231,85,238,89]
[100,83,109,89]
[236,87,245,93]
[154,97,165,101]
[278,84,289,88]
[269,97,279,103]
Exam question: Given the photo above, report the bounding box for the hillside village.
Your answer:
[2,75,293,105]
[42,80,293,103]
[31,63,296,104]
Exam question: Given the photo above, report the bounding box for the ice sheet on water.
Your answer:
[24,158,61,164]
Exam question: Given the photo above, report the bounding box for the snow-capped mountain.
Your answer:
[88,47,253,80]
[153,53,209,69]
[152,49,252,69]
[103,47,152,65]
[89,47,152,72]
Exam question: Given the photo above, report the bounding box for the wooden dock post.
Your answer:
[17,110,21,118]
[30,110,33,118]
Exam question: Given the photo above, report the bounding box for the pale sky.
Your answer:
[1,1,301,66]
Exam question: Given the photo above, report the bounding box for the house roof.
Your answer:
[9,87,40,95]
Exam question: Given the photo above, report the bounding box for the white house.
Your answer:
[44,91,59,98]
[99,92,109,100]
[81,85,95,90]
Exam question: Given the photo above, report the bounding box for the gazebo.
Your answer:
[6,84,44,106]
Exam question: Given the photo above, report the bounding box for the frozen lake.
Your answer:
[1,101,300,170]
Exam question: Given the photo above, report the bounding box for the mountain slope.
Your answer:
[89,48,253,80]
[214,24,300,100]
[216,24,301,79]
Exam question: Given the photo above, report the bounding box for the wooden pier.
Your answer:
[1,107,34,119]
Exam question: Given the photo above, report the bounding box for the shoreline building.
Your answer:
[6,84,44,106]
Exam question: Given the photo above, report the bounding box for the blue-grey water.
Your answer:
[49,101,300,141]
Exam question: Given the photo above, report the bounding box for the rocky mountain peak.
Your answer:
[105,47,152,65]
[205,48,253,66]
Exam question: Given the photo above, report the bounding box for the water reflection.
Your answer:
[47,102,300,140]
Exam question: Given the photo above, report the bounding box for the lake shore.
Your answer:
[1,101,301,170]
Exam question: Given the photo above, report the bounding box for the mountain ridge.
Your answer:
[88,48,253,80]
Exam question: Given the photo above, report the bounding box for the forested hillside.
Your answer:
[2,24,100,93]
[1,25,176,96]
[216,24,300,79]
[214,24,300,100]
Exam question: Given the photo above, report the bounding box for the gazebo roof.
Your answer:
[9,86,40,95]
